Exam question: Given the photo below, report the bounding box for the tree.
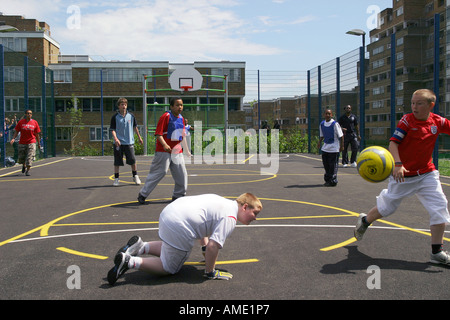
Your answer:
[56,95,84,155]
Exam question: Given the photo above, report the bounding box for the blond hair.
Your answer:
[413,89,436,104]
[236,193,262,212]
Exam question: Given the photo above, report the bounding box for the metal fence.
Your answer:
[0,44,55,167]
[1,14,449,167]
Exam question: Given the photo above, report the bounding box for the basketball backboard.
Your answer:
[169,66,203,92]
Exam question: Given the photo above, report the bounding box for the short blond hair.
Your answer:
[413,89,436,104]
[236,193,262,212]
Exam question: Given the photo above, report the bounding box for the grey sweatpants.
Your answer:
[139,152,187,199]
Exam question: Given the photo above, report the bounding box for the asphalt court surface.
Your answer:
[1,154,450,300]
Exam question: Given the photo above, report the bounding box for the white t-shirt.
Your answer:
[158,194,238,252]
[319,119,343,153]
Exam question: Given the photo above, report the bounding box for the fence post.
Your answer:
[307,70,311,153]
[390,33,396,141]
[41,65,47,158]
[0,45,4,167]
[336,57,341,120]
[433,13,440,169]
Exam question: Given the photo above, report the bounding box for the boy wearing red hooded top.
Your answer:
[354,89,450,265]
[138,97,188,204]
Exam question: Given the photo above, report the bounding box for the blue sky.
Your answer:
[3,0,393,72]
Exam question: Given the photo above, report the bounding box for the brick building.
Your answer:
[0,14,246,154]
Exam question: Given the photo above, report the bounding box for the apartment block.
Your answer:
[365,0,448,142]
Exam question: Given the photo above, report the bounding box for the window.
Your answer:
[1,37,27,52]
[55,99,74,112]
[89,68,152,82]
[372,100,384,109]
[56,127,71,141]
[372,127,385,135]
[211,68,241,82]
[372,59,385,69]
[82,98,101,112]
[5,98,20,112]
[200,97,223,111]
[54,69,72,83]
[373,45,384,55]
[28,98,42,112]
[372,86,385,95]
[90,126,113,141]
[4,67,24,82]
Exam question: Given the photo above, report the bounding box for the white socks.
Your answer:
[128,256,142,269]
[138,242,151,255]
[127,242,151,269]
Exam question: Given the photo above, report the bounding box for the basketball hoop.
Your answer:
[180,85,192,92]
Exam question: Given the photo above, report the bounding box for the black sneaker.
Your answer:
[137,193,146,204]
[107,252,130,285]
[25,171,30,176]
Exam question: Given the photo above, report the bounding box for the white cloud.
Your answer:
[52,0,283,61]
[289,15,316,25]
[1,0,64,21]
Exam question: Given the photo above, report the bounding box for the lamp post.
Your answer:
[346,29,366,48]
[346,28,367,150]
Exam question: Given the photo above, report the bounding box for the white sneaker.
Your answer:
[113,178,120,186]
[133,175,141,185]
[430,250,450,265]
[351,162,357,167]
[343,164,349,168]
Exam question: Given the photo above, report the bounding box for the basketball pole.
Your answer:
[142,74,147,156]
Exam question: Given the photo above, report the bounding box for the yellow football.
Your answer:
[356,146,394,183]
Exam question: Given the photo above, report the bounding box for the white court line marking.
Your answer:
[6,225,445,245]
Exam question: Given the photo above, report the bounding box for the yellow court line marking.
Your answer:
[0,176,109,182]
[293,154,321,161]
[242,154,255,163]
[256,197,450,250]
[57,247,108,260]
[53,222,159,227]
[0,157,73,177]
[320,237,358,252]
[2,197,448,257]
[108,167,277,185]
[184,259,259,266]
[258,214,352,221]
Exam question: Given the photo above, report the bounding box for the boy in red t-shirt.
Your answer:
[137,97,188,204]
[354,89,450,265]
[10,109,41,176]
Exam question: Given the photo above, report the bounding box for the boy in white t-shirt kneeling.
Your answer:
[107,193,262,285]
